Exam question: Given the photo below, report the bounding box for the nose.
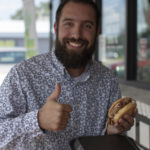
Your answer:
[71,24,82,39]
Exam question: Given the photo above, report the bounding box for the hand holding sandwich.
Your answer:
[106,97,138,135]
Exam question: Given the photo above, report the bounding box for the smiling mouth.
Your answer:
[66,40,87,50]
[69,41,83,48]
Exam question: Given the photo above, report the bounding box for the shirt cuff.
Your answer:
[23,110,45,136]
[102,119,109,135]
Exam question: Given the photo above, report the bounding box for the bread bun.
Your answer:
[108,97,136,125]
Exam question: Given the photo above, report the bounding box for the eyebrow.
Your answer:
[83,20,94,26]
[62,18,94,26]
[62,18,73,22]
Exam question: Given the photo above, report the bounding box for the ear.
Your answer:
[97,25,101,36]
[54,22,57,34]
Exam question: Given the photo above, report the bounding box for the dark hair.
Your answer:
[55,0,100,29]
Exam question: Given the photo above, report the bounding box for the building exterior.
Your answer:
[0,20,50,54]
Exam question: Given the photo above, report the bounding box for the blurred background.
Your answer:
[0,0,50,84]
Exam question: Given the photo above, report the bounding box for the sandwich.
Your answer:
[108,97,136,125]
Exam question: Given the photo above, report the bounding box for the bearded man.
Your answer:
[0,0,137,150]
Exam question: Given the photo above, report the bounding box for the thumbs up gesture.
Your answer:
[38,83,72,131]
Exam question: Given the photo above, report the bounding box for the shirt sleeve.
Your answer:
[0,67,43,148]
[102,73,122,135]
[108,73,122,109]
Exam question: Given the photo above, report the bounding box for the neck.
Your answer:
[67,67,85,77]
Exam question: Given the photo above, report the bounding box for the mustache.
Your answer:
[63,38,88,44]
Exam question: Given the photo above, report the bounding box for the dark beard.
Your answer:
[55,37,96,69]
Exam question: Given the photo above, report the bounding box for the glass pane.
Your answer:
[137,0,150,82]
[98,0,126,78]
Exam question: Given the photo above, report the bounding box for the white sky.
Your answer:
[0,0,49,20]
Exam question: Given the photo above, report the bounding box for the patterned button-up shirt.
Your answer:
[0,49,121,150]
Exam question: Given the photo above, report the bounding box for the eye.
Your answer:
[64,22,73,27]
[84,24,92,29]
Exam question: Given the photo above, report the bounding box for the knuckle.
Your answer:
[64,104,72,112]
[64,112,70,118]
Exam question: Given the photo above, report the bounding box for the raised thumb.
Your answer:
[50,82,61,101]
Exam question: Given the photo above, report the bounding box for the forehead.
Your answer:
[60,2,96,23]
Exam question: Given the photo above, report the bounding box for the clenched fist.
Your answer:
[38,83,72,131]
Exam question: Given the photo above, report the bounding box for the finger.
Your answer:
[50,83,61,101]
[123,115,134,126]
[61,118,69,125]
[54,117,68,126]
[56,111,71,122]
[132,108,138,117]
[63,112,71,119]
[52,124,65,131]
[55,118,69,130]
[114,123,125,132]
[62,104,72,112]
[118,118,131,131]
[58,124,68,130]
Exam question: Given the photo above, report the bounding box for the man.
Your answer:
[0,0,137,149]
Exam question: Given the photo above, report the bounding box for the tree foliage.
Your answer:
[11,1,50,20]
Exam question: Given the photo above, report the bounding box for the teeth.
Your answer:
[69,42,82,47]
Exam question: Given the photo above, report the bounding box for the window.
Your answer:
[0,48,26,64]
[137,0,150,83]
[98,0,126,78]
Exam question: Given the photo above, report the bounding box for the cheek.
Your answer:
[86,32,96,46]
[83,27,96,38]
[58,27,70,41]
